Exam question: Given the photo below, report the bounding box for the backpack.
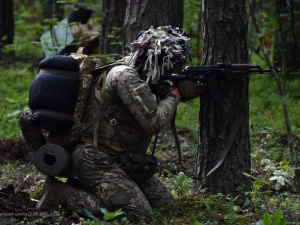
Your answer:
[25,47,107,149]
[19,49,129,177]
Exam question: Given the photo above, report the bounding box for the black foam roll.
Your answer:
[39,55,79,71]
[34,144,71,177]
[29,72,79,114]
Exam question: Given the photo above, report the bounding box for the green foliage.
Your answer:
[256,209,287,225]
[176,98,200,139]
[194,220,204,225]
[223,197,253,225]
[163,170,191,196]
[107,27,123,44]
[250,126,299,193]
[73,208,125,225]
[3,1,44,57]
[0,65,33,139]
[183,0,202,64]
[100,208,124,222]
[183,0,201,35]
[94,53,122,63]
[244,171,300,223]
[223,197,237,224]
[244,172,273,209]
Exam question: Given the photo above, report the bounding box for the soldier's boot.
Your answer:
[36,176,72,211]
[37,176,103,217]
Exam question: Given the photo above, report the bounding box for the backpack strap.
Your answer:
[79,63,125,148]
[80,103,121,147]
[99,67,129,150]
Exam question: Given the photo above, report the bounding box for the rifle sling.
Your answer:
[171,114,243,180]
[206,78,226,109]
[186,106,245,180]
[186,78,247,180]
[170,109,184,167]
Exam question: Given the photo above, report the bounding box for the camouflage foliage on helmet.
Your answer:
[126,25,191,83]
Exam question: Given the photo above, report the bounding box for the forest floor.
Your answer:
[1,126,300,224]
[1,129,300,225]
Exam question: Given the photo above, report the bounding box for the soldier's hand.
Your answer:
[176,80,206,102]
[156,80,173,99]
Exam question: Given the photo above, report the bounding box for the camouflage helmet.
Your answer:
[126,25,191,82]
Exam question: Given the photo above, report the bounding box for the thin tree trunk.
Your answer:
[274,0,300,74]
[0,0,14,60]
[41,0,64,24]
[100,0,126,56]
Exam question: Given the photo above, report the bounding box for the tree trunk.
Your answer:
[274,0,300,76]
[100,0,127,56]
[0,0,14,60]
[123,0,183,47]
[196,0,251,195]
[41,0,64,24]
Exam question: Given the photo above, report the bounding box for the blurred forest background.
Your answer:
[0,0,300,224]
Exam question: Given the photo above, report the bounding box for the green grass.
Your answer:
[0,64,34,138]
[176,98,200,138]
[249,74,300,133]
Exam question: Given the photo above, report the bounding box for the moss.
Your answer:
[149,194,228,224]
[30,182,43,200]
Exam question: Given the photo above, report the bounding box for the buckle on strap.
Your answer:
[110,119,117,126]
[103,105,120,118]
[108,105,119,114]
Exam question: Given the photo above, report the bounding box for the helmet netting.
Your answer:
[127,25,191,82]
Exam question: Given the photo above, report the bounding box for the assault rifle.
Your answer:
[161,63,281,85]
[160,63,280,109]
[161,63,281,178]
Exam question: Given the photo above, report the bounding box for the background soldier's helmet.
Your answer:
[126,25,191,81]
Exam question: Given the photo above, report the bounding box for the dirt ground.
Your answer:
[0,138,29,164]
[0,128,197,224]
[0,139,34,215]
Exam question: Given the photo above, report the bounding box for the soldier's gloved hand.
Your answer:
[156,80,173,99]
[176,80,206,102]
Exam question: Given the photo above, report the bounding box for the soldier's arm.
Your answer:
[113,66,180,134]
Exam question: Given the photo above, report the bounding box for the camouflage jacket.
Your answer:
[83,65,179,154]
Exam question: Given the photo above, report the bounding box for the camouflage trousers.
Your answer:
[66,144,174,222]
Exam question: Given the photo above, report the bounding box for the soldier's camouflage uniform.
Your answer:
[66,65,179,221]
